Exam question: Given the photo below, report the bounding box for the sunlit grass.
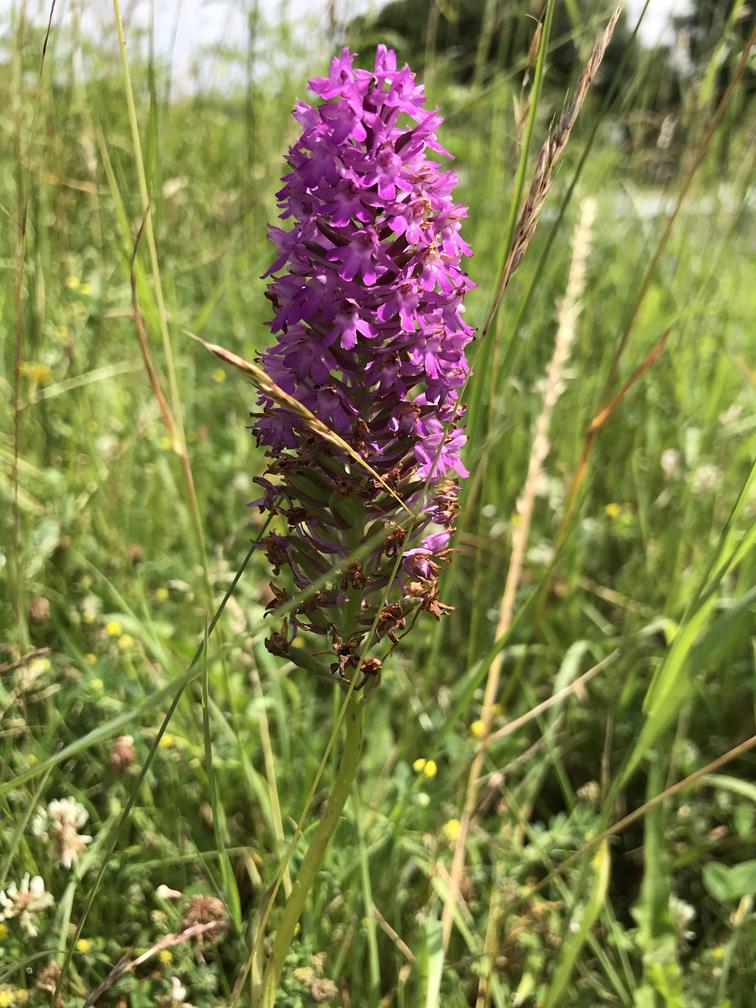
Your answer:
[1,2,754,1007]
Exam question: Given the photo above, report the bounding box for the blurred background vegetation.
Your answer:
[0,1,754,1006]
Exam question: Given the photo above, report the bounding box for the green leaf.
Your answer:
[703,860,756,903]
[542,840,611,1008]
[704,773,756,805]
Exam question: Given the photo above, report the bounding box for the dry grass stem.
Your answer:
[191,333,413,516]
[442,196,597,960]
[481,8,619,338]
[83,920,226,1006]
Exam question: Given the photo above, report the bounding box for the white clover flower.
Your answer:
[170,977,188,1002]
[691,463,720,495]
[37,797,93,869]
[669,894,696,943]
[156,884,183,900]
[0,874,54,936]
[660,448,679,478]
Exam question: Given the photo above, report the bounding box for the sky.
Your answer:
[4,1,693,91]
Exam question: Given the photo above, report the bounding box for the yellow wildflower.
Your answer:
[66,275,80,290]
[105,620,123,637]
[80,282,93,296]
[212,368,226,383]
[29,657,51,677]
[26,753,38,766]
[0,988,14,1007]
[91,677,104,691]
[76,938,92,953]
[19,361,53,384]
[422,759,437,779]
[605,502,621,519]
[117,634,134,651]
[470,719,485,739]
[412,757,437,779]
[159,733,175,749]
[154,587,169,603]
[14,991,30,1005]
[442,818,462,843]
[158,949,173,964]
[84,653,97,665]
[158,435,173,451]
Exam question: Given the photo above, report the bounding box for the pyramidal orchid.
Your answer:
[252,44,474,692]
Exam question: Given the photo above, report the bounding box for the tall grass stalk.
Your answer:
[443,196,596,958]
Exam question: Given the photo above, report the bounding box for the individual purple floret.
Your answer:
[251,45,474,690]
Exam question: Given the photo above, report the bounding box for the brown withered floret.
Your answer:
[383,523,407,558]
[264,622,290,658]
[265,582,291,614]
[375,602,406,643]
[341,562,373,590]
[262,535,289,575]
[328,630,361,681]
[356,656,382,690]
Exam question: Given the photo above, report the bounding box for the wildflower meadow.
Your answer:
[1,1,754,1006]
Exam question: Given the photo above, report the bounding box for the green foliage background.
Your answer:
[0,1,754,1006]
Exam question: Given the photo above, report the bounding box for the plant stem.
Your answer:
[257,695,364,1007]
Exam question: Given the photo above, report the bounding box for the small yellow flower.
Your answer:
[66,275,81,290]
[76,938,92,953]
[84,652,97,665]
[0,922,8,940]
[82,610,96,624]
[442,818,462,843]
[604,502,621,520]
[26,753,38,766]
[159,949,173,964]
[491,703,502,717]
[159,733,176,749]
[80,282,93,296]
[422,759,437,779]
[19,361,53,384]
[412,757,437,778]
[470,719,485,739]
[29,657,52,677]
[117,634,135,651]
[158,435,173,451]
[154,587,169,603]
[105,620,123,637]
[212,367,226,383]
[711,946,725,961]
[55,324,69,340]
[91,677,104,691]
[14,991,30,1005]
[0,988,14,1007]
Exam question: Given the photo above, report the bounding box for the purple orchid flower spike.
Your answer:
[251,45,474,692]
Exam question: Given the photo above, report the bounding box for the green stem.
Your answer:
[257,696,365,1007]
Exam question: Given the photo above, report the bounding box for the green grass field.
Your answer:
[1,2,754,1006]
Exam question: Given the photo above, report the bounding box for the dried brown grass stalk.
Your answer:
[481,7,620,339]
[441,196,597,961]
[190,333,413,516]
[83,920,226,1007]
[546,26,756,589]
